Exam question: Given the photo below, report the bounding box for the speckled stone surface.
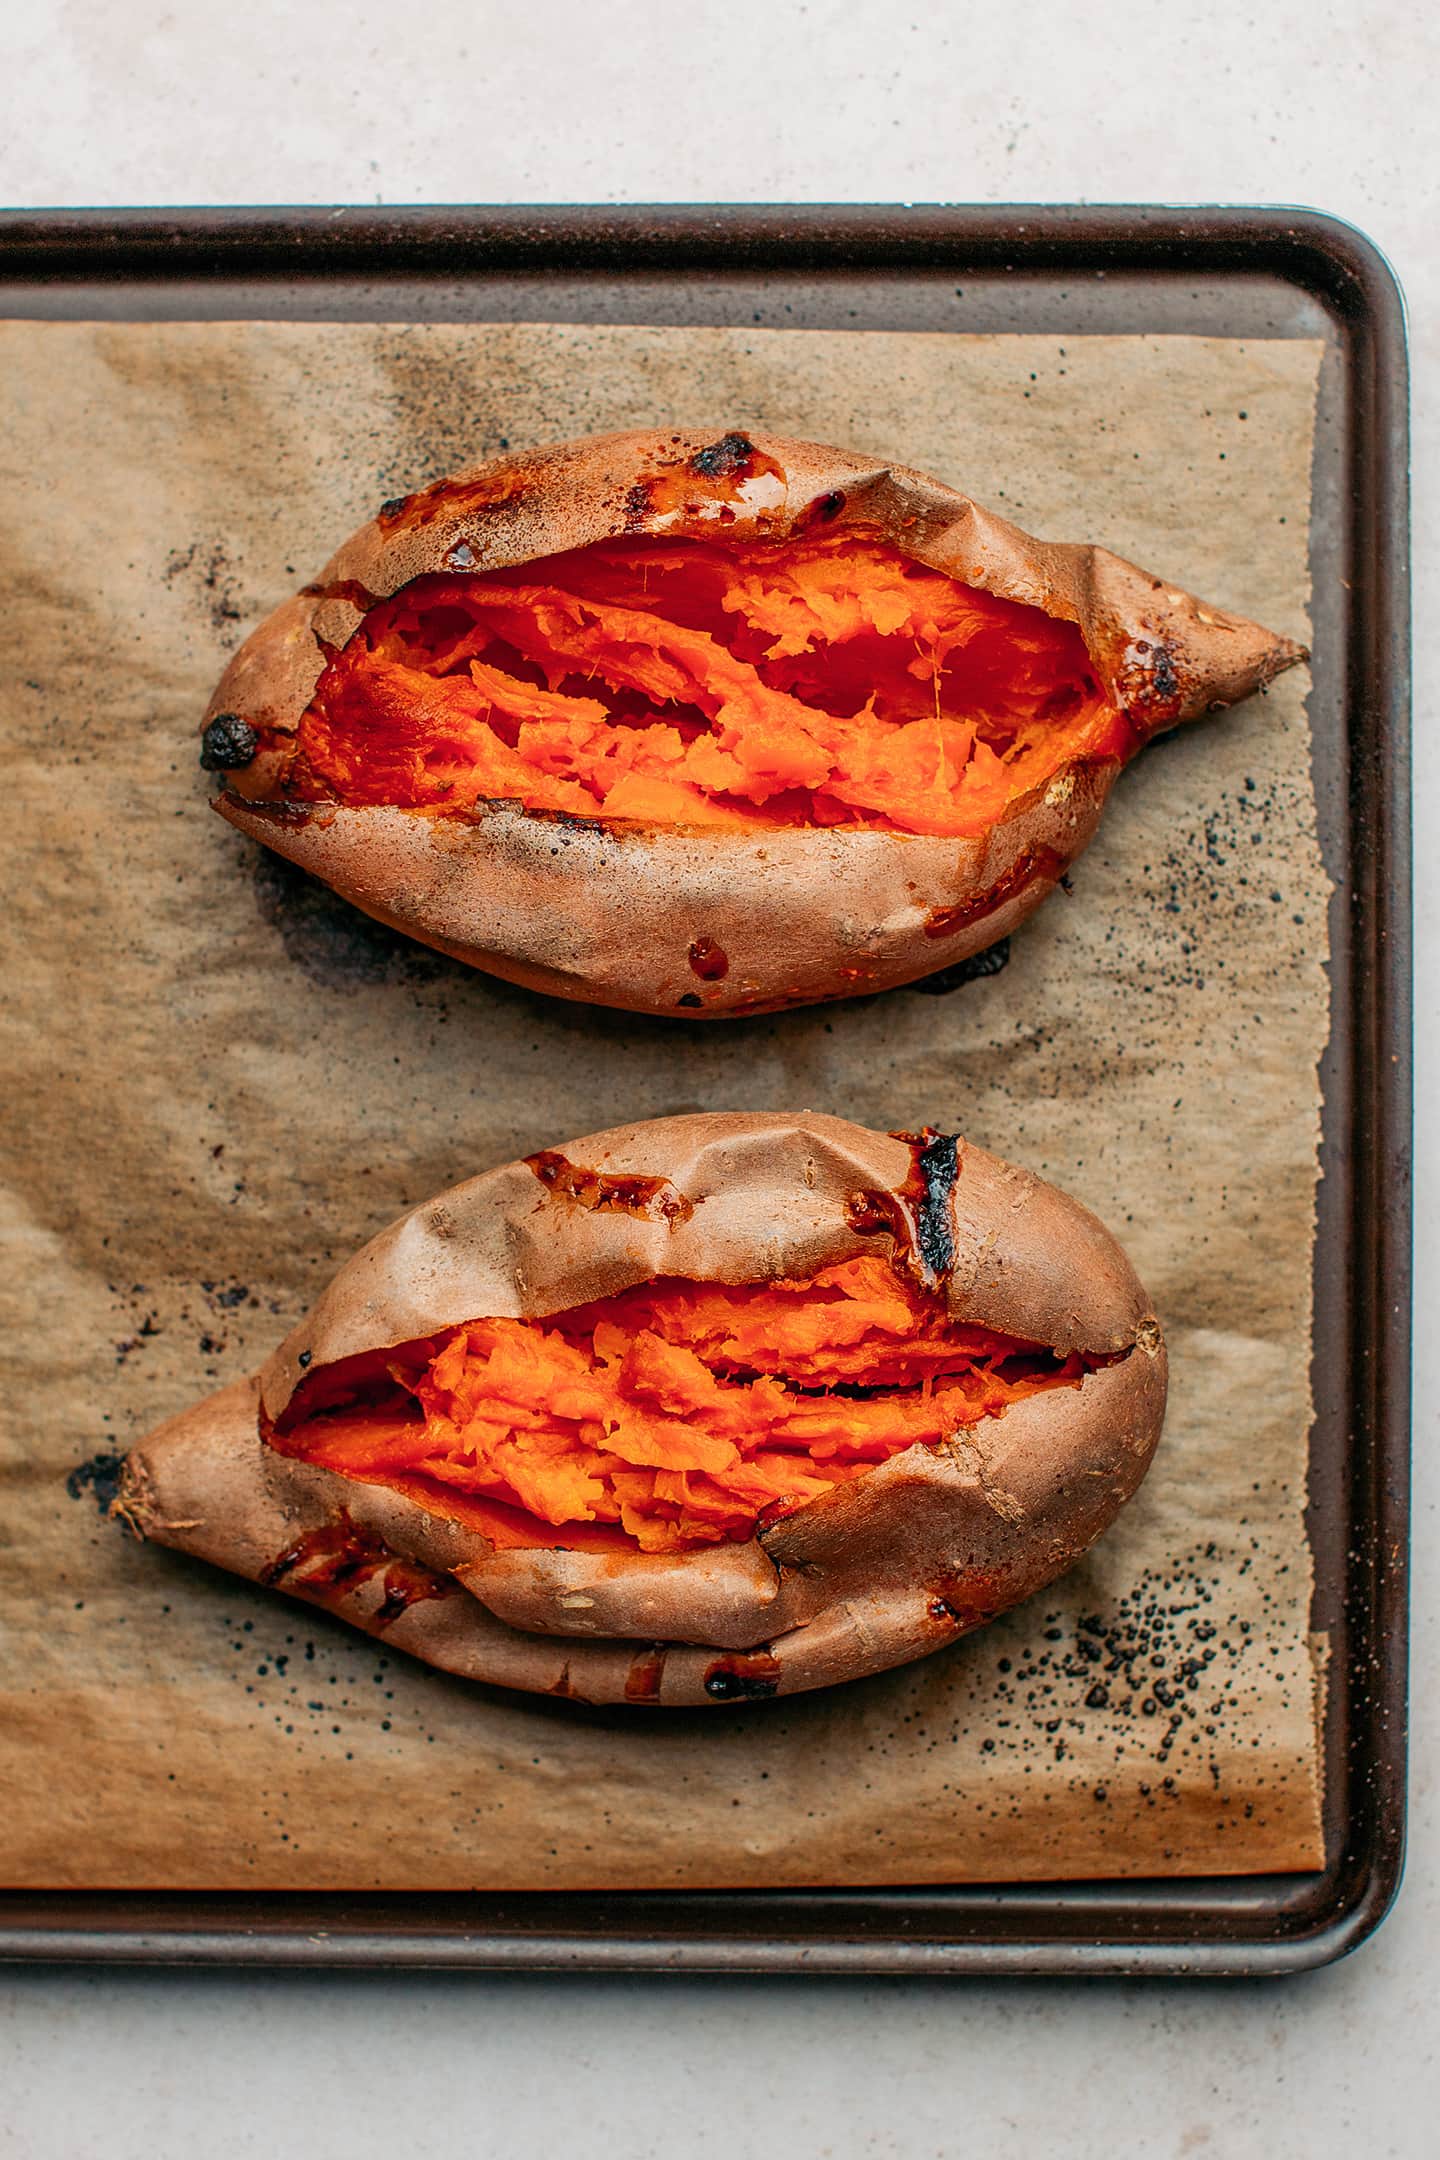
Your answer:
[0,1,1434,2154]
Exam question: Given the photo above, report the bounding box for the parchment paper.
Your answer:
[0,319,1327,1887]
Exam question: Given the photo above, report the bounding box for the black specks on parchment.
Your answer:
[163,541,249,645]
[897,1540,1295,1827]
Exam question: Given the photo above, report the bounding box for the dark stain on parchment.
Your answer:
[249,852,462,991]
[65,1450,127,1514]
[910,937,1013,996]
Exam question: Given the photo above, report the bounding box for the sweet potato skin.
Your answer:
[118,1113,1168,1705]
[207,430,1304,1016]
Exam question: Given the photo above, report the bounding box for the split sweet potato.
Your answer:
[117,1113,1167,1705]
[202,429,1304,1016]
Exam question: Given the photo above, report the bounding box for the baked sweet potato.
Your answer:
[117,1113,1167,1705]
[201,429,1304,1017]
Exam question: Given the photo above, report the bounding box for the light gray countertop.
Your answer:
[2,2,1434,2152]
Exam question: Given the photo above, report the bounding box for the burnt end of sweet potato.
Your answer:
[278,530,1131,839]
[269,1254,1099,1559]
[199,713,259,771]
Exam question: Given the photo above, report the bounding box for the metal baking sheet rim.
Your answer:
[0,203,1411,1977]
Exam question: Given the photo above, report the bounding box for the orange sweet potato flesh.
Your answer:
[271,1255,1091,1553]
[284,533,1135,840]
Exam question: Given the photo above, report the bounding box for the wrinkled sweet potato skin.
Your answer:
[206,430,1304,1016]
[118,1113,1168,1705]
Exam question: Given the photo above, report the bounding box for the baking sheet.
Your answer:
[0,317,1327,1887]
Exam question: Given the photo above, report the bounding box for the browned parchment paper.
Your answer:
[0,320,1327,1887]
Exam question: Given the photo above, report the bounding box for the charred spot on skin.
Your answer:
[297,1349,312,1369]
[846,1127,961,1294]
[676,992,704,1009]
[65,1449,127,1514]
[1152,643,1180,702]
[924,849,1067,939]
[626,437,786,524]
[373,1582,411,1625]
[200,713,259,771]
[525,1149,695,1227]
[703,1649,781,1701]
[912,936,1011,996]
[690,432,762,479]
[687,936,729,981]
[1121,637,1184,725]
[508,803,616,837]
[225,789,315,826]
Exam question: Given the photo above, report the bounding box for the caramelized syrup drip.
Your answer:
[375,469,530,533]
[687,936,730,981]
[845,1128,960,1294]
[796,488,847,527]
[259,1512,448,1628]
[525,1150,695,1227]
[926,1569,1005,1631]
[925,846,1068,939]
[623,1646,667,1703]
